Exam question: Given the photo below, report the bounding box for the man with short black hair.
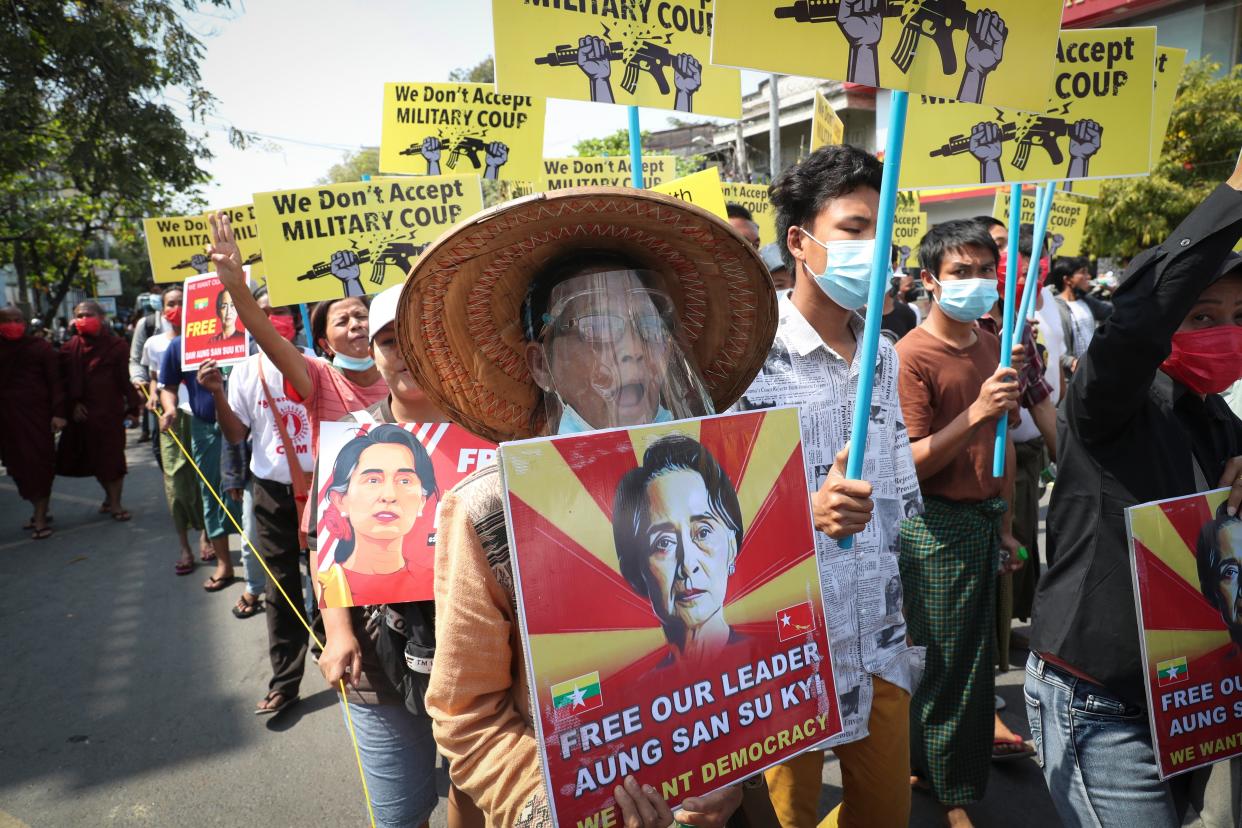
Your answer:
[739,144,924,828]
[726,202,760,248]
[897,219,1024,828]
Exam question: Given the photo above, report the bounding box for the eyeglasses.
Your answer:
[552,310,671,346]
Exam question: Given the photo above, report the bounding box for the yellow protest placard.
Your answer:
[1062,45,1187,199]
[1148,46,1187,167]
[379,82,545,182]
[144,214,213,284]
[540,155,676,190]
[993,189,1091,258]
[810,89,845,151]
[893,192,927,268]
[650,167,728,220]
[900,28,1158,190]
[712,0,1064,112]
[200,204,265,286]
[254,176,484,306]
[720,182,777,246]
[492,0,741,118]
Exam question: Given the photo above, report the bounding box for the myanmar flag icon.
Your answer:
[551,672,603,713]
[1157,657,1189,687]
[194,297,209,310]
[777,601,816,642]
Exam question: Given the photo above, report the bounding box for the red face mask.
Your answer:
[74,316,102,337]
[1162,326,1242,395]
[164,307,183,329]
[0,322,25,341]
[997,251,1050,304]
[270,313,297,342]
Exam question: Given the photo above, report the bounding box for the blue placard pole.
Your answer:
[992,183,1026,477]
[628,106,645,188]
[992,181,1057,476]
[1014,181,1058,342]
[840,90,909,551]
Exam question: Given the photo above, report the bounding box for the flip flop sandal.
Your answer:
[255,691,299,716]
[111,510,132,522]
[232,595,264,619]
[31,527,53,540]
[203,574,237,592]
[992,737,1036,762]
[175,559,195,576]
[22,515,52,530]
[200,548,217,562]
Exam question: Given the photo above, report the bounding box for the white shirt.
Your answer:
[734,294,925,748]
[1036,286,1066,403]
[142,333,189,411]
[1067,298,1096,359]
[226,353,313,483]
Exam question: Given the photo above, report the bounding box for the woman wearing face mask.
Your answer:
[205,213,389,715]
[1026,164,1242,827]
[56,300,140,521]
[399,189,783,828]
[0,305,66,539]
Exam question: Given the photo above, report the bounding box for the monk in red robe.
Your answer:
[56,301,140,520]
[0,305,66,538]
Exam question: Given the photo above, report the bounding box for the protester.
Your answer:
[1026,165,1242,825]
[158,340,239,592]
[759,241,794,292]
[205,211,388,714]
[56,300,139,520]
[896,220,1024,828]
[735,145,924,828]
[209,284,321,708]
[129,295,168,446]
[0,305,66,539]
[1050,255,1112,378]
[402,190,780,827]
[977,218,1059,650]
[142,287,206,575]
[727,202,761,248]
[308,284,484,828]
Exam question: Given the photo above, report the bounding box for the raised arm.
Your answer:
[207,212,312,399]
[1068,168,1242,443]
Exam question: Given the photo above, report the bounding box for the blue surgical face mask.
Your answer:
[929,276,999,323]
[555,402,674,435]
[799,230,875,311]
[332,352,375,372]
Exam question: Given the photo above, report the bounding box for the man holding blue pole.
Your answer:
[895,219,1024,827]
[736,145,924,828]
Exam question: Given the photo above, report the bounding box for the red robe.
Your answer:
[56,332,137,482]
[0,335,65,500]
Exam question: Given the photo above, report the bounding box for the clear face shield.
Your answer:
[527,270,714,435]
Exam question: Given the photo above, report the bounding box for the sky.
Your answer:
[181,0,766,209]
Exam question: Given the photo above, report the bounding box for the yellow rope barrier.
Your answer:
[144,386,376,828]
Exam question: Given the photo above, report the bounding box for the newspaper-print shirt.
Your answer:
[734,294,925,747]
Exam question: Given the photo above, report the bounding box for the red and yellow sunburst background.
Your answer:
[1130,488,1239,777]
[502,408,838,822]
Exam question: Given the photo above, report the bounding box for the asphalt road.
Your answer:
[0,431,1061,827]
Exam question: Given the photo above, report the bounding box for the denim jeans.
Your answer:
[341,700,438,828]
[1025,652,1242,827]
[239,482,267,596]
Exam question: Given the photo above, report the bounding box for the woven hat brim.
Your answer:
[397,187,777,444]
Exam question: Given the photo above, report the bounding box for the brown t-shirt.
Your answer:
[895,325,1012,502]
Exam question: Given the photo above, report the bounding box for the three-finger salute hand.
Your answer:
[207,212,247,292]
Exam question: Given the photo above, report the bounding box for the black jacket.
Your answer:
[1030,183,1242,707]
